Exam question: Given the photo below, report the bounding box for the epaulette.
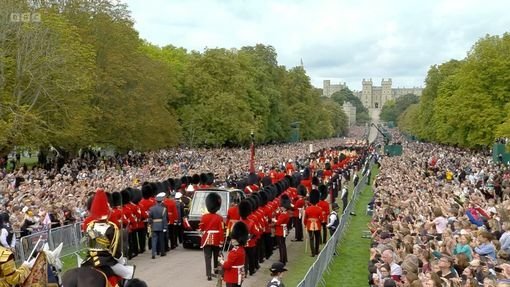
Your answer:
[0,247,12,263]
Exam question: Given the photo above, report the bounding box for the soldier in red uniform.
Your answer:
[238,199,256,277]
[138,183,155,252]
[300,167,312,193]
[226,199,240,239]
[291,185,306,242]
[219,221,248,287]
[120,188,136,259]
[317,184,330,244]
[274,195,290,265]
[199,192,225,281]
[244,173,260,194]
[128,188,143,257]
[163,192,179,250]
[304,189,322,257]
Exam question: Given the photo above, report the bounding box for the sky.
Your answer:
[124,0,510,90]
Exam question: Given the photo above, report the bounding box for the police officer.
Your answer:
[267,262,287,287]
[148,192,168,259]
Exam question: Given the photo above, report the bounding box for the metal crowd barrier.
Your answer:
[297,164,371,287]
[15,222,83,263]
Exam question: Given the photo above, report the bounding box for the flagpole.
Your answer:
[249,131,255,173]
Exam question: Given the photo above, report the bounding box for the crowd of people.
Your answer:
[368,134,510,287]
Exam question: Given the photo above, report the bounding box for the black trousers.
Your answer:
[245,246,257,275]
[276,236,287,264]
[308,230,321,256]
[137,227,146,253]
[168,224,177,248]
[263,233,273,259]
[175,223,184,244]
[321,223,328,244]
[226,284,241,287]
[203,245,220,277]
[293,217,303,241]
[257,236,265,263]
[128,231,139,258]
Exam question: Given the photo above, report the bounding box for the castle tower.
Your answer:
[362,78,373,109]
[381,78,392,108]
[323,80,331,97]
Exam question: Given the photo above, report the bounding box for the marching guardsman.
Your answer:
[300,168,312,193]
[323,162,333,183]
[274,195,290,265]
[219,221,248,287]
[199,192,225,281]
[317,185,330,244]
[138,183,155,253]
[226,198,240,239]
[239,199,256,277]
[128,188,142,258]
[82,189,135,284]
[304,189,322,257]
[120,188,136,259]
[148,192,167,259]
[291,185,306,242]
[162,191,178,250]
[285,159,295,175]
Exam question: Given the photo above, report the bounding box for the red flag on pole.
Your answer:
[249,142,255,173]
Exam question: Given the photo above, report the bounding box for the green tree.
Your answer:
[330,88,369,124]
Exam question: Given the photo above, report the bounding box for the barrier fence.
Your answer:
[297,162,371,287]
[15,222,83,263]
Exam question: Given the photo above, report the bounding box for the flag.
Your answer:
[249,142,255,173]
[22,251,48,287]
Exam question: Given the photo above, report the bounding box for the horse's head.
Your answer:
[42,242,63,272]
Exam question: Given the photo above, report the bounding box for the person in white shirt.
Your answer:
[0,213,16,251]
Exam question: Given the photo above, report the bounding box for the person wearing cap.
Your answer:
[267,262,287,287]
[148,192,168,259]
[326,202,339,236]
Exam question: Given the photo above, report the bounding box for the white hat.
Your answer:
[186,185,195,192]
[175,192,182,199]
[156,192,166,202]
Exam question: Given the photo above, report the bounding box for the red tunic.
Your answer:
[317,200,330,224]
[274,212,290,237]
[240,218,257,248]
[163,198,178,225]
[138,198,154,225]
[226,206,240,235]
[304,205,323,231]
[222,245,245,285]
[199,213,225,247]
[293,198,305,218]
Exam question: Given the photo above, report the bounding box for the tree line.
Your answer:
[397,33,510,148]
[0,0,349,158]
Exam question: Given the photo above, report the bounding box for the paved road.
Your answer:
[368,108,380,143]
[132,230,303,286]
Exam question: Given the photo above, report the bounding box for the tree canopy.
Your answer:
[399,33,510,148]
[0,0,349,156]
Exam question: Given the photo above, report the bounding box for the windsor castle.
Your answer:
[323,78,423,109]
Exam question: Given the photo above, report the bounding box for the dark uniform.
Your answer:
[148,193,168,259]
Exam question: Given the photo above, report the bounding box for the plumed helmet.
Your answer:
[238,200,252,219]
[309,189,320,205]
[303,167,311,179]
[131,188,142,204]
[261,176,272,187]
[192,174,201,185]
[205,192,222,214]
[319,184,328,201]
[141,184,152,200]
[280,194,292,210]
[297,184,307,197]
[207,172,215,185]
[247,173,259,186]
[120,188,131,206]
[200,173,208,185]
[112,192,122,208]
[230,221,249,246]
[90,188,110,220]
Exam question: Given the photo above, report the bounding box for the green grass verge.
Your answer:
[323,165,379,287]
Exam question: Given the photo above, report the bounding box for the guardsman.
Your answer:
[128,188,142,258]
[120,188,135,259]
[199,192,225,281]
[162,190,178,250]
[148,192,167,259]
[300,168,312,193]
[317,185,330,244]
[244,173,260,195]
[226,198,240,239]
[274,195,290,265]
[304,189,322,257]
[82,189,135,284]
[219,221,248,287]
[138,184,155,253]
[239,199,256,277]
[291,185,306,242]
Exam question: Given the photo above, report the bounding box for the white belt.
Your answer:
[201,230,220,248]
[233,265,244,285]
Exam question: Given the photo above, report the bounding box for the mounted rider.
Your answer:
[82,188,135,286]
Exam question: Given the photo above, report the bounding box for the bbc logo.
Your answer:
[10,12,41,23]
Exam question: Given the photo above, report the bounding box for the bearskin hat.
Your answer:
[155,182,165,194]
[280,194,292,210]
[162,180,170,194]
[318,184,328,201]
[112,192,122,208]
[247,173,259,186]
[205,192,222,214]
[325,162,331,170]
[120,188,131,206]
[259,190,268,206]
[130,188,142,204]
[200,173,208,185]
[236,178,247,191]
[247,196,259,211]
[141,184,153,200]
[309,189,320,205]
[180,176,189,187]
[291,173,301,187]
[173,178,182,191]
[275,181,283,195]
[238,200,252,219]
[230,221,249,246]
[167,178,175,192]
[266,185,277,200]
[312,176,320,187]
[105,191,113,207]
[207,172,215,185]
[261,176,272,187]
[297,184,307,197]
[251,193,261,208]
[303,167,311,179]
[149,183,158,196]
[192,174,201,185]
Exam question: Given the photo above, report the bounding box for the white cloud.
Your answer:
[125,0,510,90]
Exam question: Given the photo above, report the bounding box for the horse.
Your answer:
[61,262,147,287]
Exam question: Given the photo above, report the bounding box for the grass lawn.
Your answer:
[322,164,379,287]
